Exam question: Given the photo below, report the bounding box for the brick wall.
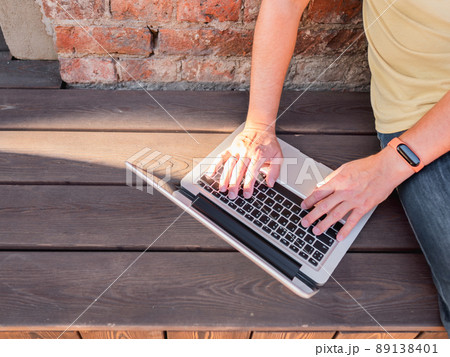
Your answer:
[39,0,369,90]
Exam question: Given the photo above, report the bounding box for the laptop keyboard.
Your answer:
[197,168,343,270]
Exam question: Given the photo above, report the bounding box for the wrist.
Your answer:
[376,146,414,186]
[244,117,276,134]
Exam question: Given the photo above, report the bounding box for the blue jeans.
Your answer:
[377,131,450,336]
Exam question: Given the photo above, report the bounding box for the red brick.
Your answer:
[323,28,366,53]
[56,27,152,56]
[111,0,173,22]
[243,0,261,23]
[294,28,366,56]
[41,0,105,20]
[159,29,253,56]
[59,57,116,84]
[288,53,369,88]
[306,0,362,24]
[181,59,236,82]
[118,58,177,82]
[177,0,241,23]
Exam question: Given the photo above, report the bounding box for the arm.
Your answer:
[210,0,310,199]
[246,0,310,132]
[399,91,450,166]
[301,90,450,241]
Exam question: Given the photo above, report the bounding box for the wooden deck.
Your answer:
[0,78,447,339]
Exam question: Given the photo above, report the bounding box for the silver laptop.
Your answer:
[126,123,375,298]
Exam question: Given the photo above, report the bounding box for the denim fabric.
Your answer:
[377,131,450,336]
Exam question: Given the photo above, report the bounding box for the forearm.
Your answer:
[246,0,309,132]
[378,90,450,186]
[399,90,450,165]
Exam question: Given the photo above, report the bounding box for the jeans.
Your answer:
[377,131,450,336]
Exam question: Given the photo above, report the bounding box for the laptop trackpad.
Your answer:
[276,139,333,198]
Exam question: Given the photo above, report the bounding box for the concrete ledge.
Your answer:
[0,0,57,60]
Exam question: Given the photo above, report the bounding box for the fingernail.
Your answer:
[228,192,236,200]
[219,186,227,192]
[313,227,320,235]
[337,234,344,242]
[301,202,306,209]
[301,219,309,227]
[268,178,274,187]
[243,191,251,199]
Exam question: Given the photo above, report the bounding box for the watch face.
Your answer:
[397,144,421,167]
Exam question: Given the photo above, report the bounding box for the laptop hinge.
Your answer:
[192,193,304,280]
[295,270,319,291]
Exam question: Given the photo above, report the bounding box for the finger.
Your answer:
[228,157,250,199]
[336,208,366,241]
[206,150,230,176]
[265,156,282,187]
[312,201,353,236]
[243,156,264,198]
[219,154,238,192]
[259,162,270,177]
[301,182,335,210]
[301,191,343,228]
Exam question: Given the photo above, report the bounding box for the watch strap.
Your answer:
[387,137,424,173]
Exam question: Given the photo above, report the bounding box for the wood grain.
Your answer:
[0,61,61,89]
[252,331,335,339]
[416,331,448,339]
[0,85,436,336]
[79,330,163,339]
[0,252,441,330]
[0,185,418,251]
[167,331,250,339]
[0,331,80,339]
[0,129,416,252]
[0,132,381,184]
[276,91,375,134]
[0,90,375,134]
[335,332,419,339]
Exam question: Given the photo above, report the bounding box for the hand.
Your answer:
[207,124,283,200]
[300,149,412,241]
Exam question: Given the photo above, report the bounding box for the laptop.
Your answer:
[126,123,376,298]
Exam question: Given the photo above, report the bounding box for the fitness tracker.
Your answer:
[387,137,424,173]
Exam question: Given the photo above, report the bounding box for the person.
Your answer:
[209,0,450,334]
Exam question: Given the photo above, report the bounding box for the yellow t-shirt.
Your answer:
[363,0,450,133]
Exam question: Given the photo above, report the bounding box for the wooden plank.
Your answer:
[0,331,79,339]
[0,132,381,184]
[252,331,335,339]
[416,331,448,339]
[0,89,375,134]
[277,91,375,134]
[0,185,418,252]
[0,185,228,252]
[335,332,419,339]
[0,61,61,89]
[0,131,418,251]
[167,331,250,339]
[79,330,163,339]
[0,252,441,331]
[0,52,12,61]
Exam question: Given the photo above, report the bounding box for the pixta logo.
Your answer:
[126,148,173,194]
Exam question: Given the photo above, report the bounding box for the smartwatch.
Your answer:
[387,137,424,173]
